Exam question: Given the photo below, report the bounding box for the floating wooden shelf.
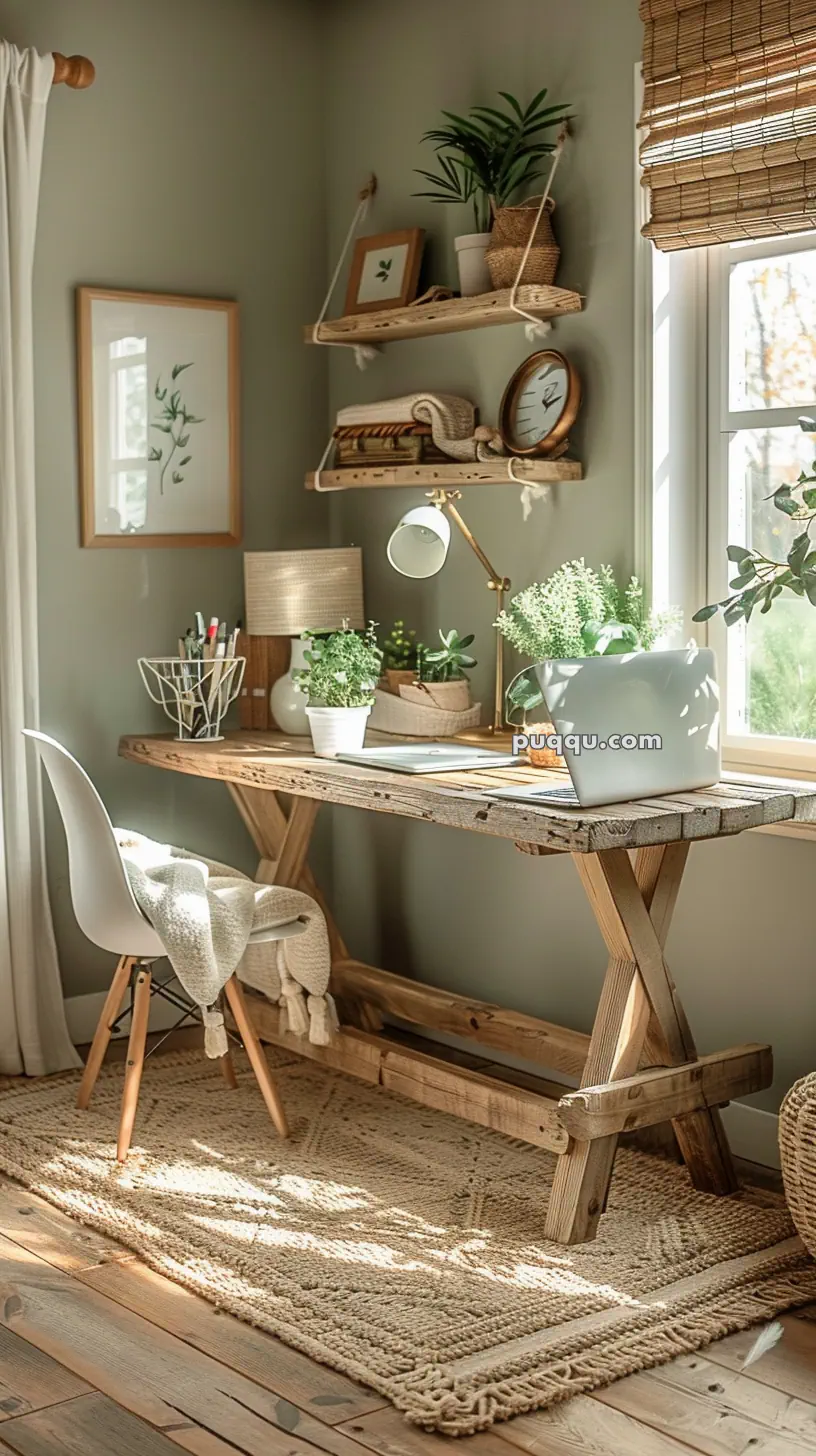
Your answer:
[305,285,582,347]
[305,459,582,491]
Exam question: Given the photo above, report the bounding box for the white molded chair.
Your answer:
[25,730,304,1160]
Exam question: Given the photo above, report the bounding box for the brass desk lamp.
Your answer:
[386,488,510,734]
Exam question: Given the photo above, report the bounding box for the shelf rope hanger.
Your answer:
[311,175,380,373]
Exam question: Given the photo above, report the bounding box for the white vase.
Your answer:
[306,705,371,758]
[270,637,310,735]
[454,232,493,297]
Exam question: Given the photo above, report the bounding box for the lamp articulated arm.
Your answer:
[428,489,510,735]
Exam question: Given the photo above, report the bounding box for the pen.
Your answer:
[206,616,219,659]
[208,627,227,709]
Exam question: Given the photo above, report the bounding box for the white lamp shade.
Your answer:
[386,506,451,579]
[244,548,364,636]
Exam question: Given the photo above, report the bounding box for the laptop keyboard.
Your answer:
[530,785,580,803]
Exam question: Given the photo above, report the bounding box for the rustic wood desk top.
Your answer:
[118,730,816,854]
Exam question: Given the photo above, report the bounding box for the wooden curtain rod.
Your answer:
[53,52,95,88]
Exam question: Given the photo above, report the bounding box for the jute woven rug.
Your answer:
[1,1047,815,1436]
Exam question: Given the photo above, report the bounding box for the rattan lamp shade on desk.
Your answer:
[243,548,365,733]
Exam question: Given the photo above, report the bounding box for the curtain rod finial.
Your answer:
[53,53,96,89]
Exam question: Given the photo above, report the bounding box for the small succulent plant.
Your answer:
[418,629,477,683]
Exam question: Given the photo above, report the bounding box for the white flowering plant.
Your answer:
[495,560,680,718]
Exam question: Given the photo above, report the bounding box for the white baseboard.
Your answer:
[65,989,197,1045]
[720,1101,780,1171]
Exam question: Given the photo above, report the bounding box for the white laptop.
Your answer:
[489,648,720,809]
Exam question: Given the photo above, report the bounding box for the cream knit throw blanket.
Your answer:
[115,831,335,1058]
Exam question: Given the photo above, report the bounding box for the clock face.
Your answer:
[511,358,570,448]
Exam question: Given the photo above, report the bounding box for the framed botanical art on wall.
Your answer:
[77,287,240,547]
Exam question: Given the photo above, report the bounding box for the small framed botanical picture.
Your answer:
[344,228,424,315]
[77,287,240,547]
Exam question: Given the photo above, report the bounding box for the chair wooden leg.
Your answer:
[223,975,288,1137]
[219,1048,238,1089]
[77,956,135,1111]
[116,967,152,1163]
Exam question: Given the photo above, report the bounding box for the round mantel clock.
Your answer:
[498,350,581,459]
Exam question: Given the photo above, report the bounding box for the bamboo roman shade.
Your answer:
[640,0,816,249]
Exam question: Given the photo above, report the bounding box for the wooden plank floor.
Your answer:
[1,1044,815,1454]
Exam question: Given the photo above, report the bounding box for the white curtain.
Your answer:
[0,42,80,1075]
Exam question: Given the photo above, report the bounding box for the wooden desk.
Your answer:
[119,730,816,1244]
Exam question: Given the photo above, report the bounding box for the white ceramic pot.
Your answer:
[270,636,310,735]
[306,704,371,758]
[454,232,493,297]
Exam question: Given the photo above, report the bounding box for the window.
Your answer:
[105,335,149,532]
[645,232,816,777]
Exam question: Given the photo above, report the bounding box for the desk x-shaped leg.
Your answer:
[228,783,339,931]
[544,843,737,1245]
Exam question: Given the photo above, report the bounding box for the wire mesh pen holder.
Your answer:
[138,657,246,741]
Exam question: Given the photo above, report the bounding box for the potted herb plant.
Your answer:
[496,561,678,765]
[400,629,476,712]
[381,619,420,696]
[295,623,383,758]
[414,89,570,297]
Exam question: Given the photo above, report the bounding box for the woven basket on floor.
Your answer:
[779,1071,816,1257]
[486,196,560,289]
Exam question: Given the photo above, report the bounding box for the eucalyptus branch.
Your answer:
[694,438,816,626]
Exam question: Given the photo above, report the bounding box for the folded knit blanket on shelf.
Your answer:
[115,830,335,1058]
[336,392,505,462]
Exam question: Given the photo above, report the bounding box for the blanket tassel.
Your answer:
[280,984,310,1037]
[308,992,339,1046]
[203,1006,228,1059]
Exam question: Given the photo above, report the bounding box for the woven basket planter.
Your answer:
[780,1071,816,1257]
[486,197,560,289]
[368,688,481,738]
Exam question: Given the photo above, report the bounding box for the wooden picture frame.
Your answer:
[77,287,241,548]
[344,229,424,316]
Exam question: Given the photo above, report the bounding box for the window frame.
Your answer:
[707,233,816,777]
[636,161,816,786]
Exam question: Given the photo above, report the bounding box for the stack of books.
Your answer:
[332,396,478,470]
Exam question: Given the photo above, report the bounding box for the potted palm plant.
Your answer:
[295,623,383,758]
[414,88,570,297]
[399,629,477,712]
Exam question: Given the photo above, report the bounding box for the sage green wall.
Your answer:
[0,0,328,998]
[323,0,816,1115]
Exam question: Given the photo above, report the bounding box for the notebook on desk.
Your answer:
[335,743,518,774]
